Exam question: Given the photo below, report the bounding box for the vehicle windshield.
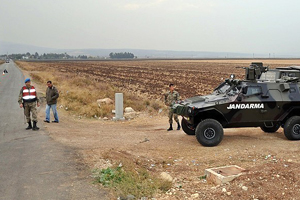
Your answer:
[215,82,230,94]
[226,86,239,96]
[214,82,240,96]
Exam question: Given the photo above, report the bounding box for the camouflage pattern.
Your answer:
[168,107,179,124]
[24,101,38,122]
[164,90,180,106]
[172,62,300,146]
[165,90,180,124]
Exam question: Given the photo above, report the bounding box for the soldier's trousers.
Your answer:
[24,102,38,123]
[168,107,179,124]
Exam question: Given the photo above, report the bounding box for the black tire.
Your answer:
[181,118,195,135]
[260,123,280,133]
[195,119,223,147]
[284,116,300,140]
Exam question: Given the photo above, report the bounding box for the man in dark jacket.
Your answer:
[44,80,59,123]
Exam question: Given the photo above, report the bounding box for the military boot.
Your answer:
[167,124,173,131]
[32,121,40,131]
[177,122,181,130]
[26,122,32,130]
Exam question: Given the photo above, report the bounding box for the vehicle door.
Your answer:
[261,89,283,122]
[225,85,264,123]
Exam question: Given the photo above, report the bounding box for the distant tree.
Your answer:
[109,52,135,59]
[77,55,88,59]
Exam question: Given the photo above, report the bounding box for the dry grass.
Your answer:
[16,61,165,118]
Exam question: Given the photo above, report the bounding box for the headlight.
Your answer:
[188,107,192,114]
[183,116,190,121]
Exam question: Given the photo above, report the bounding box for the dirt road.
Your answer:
[0,62,108,200]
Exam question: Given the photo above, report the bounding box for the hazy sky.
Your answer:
[1,0,300,54]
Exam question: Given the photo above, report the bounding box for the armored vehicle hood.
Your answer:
[174,93,230,110]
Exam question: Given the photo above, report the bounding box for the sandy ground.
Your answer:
[40,108,300,199]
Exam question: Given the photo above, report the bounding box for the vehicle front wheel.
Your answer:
[181,118,195,135]
[284,116,300,140]
[260,123,280,133]
[195,119,223,147]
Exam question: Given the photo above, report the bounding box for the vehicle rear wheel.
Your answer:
[260,123,280,133]
[284,116,300,140]
[195,119,223,147]
[181,118,195,135]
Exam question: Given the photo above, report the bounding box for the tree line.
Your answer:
[1,52,88,60]
[1,52,136,60]
[109,52,135,59]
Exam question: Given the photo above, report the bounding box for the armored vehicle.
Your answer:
[172,62,300,146]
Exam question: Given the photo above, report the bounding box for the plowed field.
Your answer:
[27,59,299,99]
[26,60,248,99]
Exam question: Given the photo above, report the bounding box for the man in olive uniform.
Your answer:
[164,83,181,131]
[18,78,40,130]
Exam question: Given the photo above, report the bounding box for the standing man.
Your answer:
[44,80,59,123]
[18,78,40,130]
[164,83,181,131]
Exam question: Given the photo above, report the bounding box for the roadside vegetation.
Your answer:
[92,161,172,199]
[16,61,165,118]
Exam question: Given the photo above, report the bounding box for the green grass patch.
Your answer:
[199,174,207,180]
[92,164,172,199]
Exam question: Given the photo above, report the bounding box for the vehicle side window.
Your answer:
[242,86,262,96]
[290,87,296,93]
[281,72,296,77]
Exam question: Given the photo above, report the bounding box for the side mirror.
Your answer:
[236,94,243,102]
[242,87,248,94]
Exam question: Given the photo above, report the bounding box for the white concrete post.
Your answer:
[113,93,125,121]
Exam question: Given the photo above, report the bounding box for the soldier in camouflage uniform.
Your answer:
[18,78,40,130]
[164,83,181,131]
